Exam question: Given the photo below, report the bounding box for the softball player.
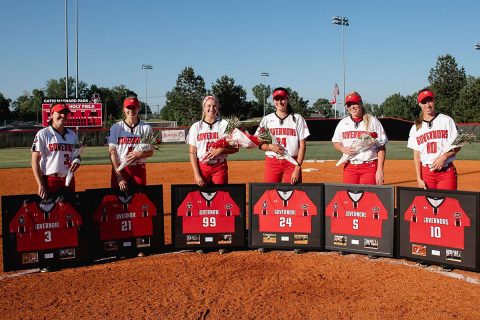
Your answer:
[256,87,310,184]
[407,88,460,190]
[187,95,239,187]
[31,103,81,198]
[332,91,388,185]
[106,97,153,191]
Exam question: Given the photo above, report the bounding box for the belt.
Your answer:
[205,159,226,166]
[348,159,377,165]
[47,173,67,178]
[422,162,453,170]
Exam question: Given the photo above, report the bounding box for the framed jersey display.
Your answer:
[397,187,479,272]
[172,184,246,250]
[249,183,324,251]
[324,183,394,257]
[85,185,164,258]
[2,193,89,272]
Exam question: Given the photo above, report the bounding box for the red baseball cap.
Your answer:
[123,97,140,109]
[50,103,71,113]
[417,89,434,103]
[345,92,362,105]
[273,89,289,99]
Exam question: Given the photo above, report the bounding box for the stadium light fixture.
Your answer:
[332,16,349,110]
[141,64,153,120]
[475,43,480,50]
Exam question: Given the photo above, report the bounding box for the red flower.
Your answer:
[369,132,378,139]
[209,139,230,149]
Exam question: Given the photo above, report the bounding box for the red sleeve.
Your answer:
[368,192,388,220]
[221,191,240,216]
[450,198,470,227]
[404,197,420,222]
[298,191,318,216]
[137,193,158,217]
[325,192,341,217]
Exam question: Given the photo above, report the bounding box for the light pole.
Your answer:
[260,72,269,116]
[475,43,480,51]
[332,16,349,112]
[141,64,153,120]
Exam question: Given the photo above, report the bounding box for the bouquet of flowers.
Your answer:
[65,136,92,186]
[255,127,299,166]
[200,117,242,163]
[429,130,478,170]
[115,131,161,172]
[336,132,378,167]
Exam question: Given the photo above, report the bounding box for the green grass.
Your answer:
[0,141,478,169]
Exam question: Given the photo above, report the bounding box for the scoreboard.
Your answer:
[42,98,102,128]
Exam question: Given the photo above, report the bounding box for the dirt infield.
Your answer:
[1,160,480,319]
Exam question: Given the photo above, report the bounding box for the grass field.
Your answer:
[0,141,478,169]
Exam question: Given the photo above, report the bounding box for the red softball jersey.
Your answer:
[93,193,157,241]
[177,190,240,234]
[253,189,317,233]
[404,196,470,249]
[9,199,82,252]
[325,190,388,238]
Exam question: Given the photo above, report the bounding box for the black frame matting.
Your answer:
[85,185,164,259]
[2,193,89,272]
[324,183,395,257]
[171,184,246,250]
[397,187,479,272]
[249,183,324,251]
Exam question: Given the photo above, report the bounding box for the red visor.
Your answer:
[123,97,140,108]
[345,93,362,104]
[50,103,71,113]
[417,90,434,103]
[272,89,288,99]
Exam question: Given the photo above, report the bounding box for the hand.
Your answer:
[375,170,384,186]
[116,173,128,192]
[290,166,301,185]
[431,155,446,171]
[417,179,427,189]
[269,144,285,155]
[126,151,141,163]
[342,146,357,155]
[38,185,47,199]
[203,148,222,161]
[194,173,205,187]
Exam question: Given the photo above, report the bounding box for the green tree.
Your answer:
[251,84,272,117]
[211,75,247,119]
[311,98,333,118]
[0,92,12,121]
[381,93,417,121]
[12,89,45,121]
[452,77,480,122]
[428,54,467,115]
[45,77,89,98]
[285,88,310,118]
[163,67,206,126]
[366,103,383,117]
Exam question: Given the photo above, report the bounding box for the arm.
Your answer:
[203,145,239,160]
[31,151,47,199]
[290,139,306,185]
[259,142,284,155]
[431,147,460,171]
[109,146,128,191]
[127,149,154,162]
[375,145,386,185]
[413,150,426,189]
[189,145,205,187]
[333,142,356,155]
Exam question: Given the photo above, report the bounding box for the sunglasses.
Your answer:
[125,105,139,110]
[273,96,287,101]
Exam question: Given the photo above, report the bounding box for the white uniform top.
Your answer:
[106,120,153,165]
[332,115,388,162]
[255,113,310,159]
[31,126,79,176]
[187,118,229,162]
[407,113,458,166]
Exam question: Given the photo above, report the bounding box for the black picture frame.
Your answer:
[397,187,479,272]
[85,185,164,259]
[324,183,395,258]
[171,184,246,250]
[2,192,89,272]
[248,183,324,251]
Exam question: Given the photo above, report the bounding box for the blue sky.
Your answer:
[1,0,479,109]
